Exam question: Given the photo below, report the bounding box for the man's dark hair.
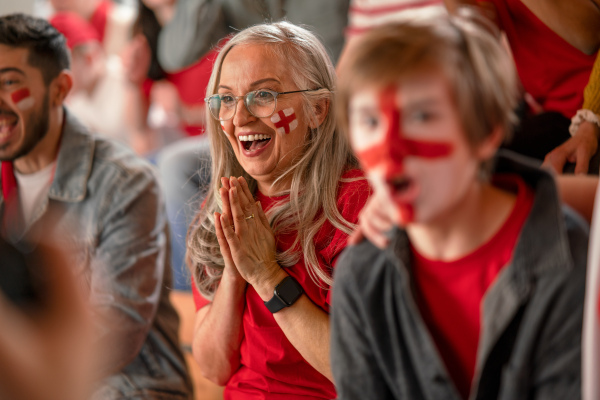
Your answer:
[0,13,70,85]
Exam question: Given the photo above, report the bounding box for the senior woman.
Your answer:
[186,22,371,399]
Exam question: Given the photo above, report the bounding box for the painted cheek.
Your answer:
[356,85,454,179]
[270,107,298,135]
[11,88,35,111]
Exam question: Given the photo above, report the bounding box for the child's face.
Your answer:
[349,71,484,227]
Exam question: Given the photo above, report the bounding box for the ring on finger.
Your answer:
[245,213,255,220]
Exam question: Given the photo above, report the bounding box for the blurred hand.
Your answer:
[0,242,93,400]
[543,120,599,174]
[348,190,396,249]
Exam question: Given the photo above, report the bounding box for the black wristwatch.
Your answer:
[264,276,304,313]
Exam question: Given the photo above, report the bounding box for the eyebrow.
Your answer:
[0,67,25,76]
[218,78,281,91]
[402,98,441,109]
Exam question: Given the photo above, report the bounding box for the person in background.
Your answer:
[444,0,596,174]
[186,21,370,399]
[121,0,223,289]
[50,11,131,145]
[0,13,192,399]
[332,9,587,399]
[49,0,135,56]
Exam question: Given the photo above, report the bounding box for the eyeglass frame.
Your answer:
[204,88,322,121]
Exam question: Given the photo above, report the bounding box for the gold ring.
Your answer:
[245,214,255,220]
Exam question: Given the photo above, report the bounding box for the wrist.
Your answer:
[570,109,600,137]
[251,265,288,302]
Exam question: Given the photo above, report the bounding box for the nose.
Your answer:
[232,97,256,127]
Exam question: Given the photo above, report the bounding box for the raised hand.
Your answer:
[219,176,282,289]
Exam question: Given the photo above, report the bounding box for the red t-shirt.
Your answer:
[485,0,595,118]
[412,174,534,399]
[192,169,371,399]
[142,48,219,137]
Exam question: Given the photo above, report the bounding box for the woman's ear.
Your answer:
[309,97,330,129]
[476,125,504,160]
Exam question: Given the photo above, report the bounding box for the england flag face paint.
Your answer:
[270,108,298,135]
[11,88,35,111]
[349,74,487,227]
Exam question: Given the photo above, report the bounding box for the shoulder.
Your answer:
[334,239,390,296]
[337,168,372,222]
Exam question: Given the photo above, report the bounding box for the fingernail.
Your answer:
[256,201,262,210]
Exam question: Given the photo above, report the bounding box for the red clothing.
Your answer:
[143,47,221,136]
[412,174,534,399]
[485,0,595,118]
[192,169,371,399]
[89,0,110,44]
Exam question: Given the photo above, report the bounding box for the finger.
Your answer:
[229,186,249,233]
[542,151,566,175]
[220,187,232,217]
[221,177,230,190]
[347,227,365,246]
[368,206,395,233]
[231,178,256,222]
[238,176,255,203]
[220,212,241,249]
[214,212,233,262]
[362,217,390,249]
[256,201,271,231]
[574,149,591,175]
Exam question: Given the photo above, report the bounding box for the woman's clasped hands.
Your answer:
[214,176,283,290]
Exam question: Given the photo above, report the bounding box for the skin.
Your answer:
[192,44,333,384]
[444,0,600,175]
[349,71,515,260]
[0,45,72,174]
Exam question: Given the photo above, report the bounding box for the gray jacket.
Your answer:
[331,153,588,400]
[0,110,192,399]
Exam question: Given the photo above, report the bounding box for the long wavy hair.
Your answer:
[186,21,359,299]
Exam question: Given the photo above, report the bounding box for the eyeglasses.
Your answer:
[205,88,320,121]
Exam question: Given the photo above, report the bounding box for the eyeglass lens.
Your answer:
[209,91,277,121]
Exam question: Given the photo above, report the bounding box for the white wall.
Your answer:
[0,0,35,15]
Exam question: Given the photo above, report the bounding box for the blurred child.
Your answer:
[332,9,588,400]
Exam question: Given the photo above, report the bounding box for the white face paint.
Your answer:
[11,88,35,111]
[270,107,298,135]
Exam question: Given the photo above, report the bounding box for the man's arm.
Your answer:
[90,164,169,376]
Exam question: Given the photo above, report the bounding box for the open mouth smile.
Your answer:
[0,109,19,144]
[239,133,272,153]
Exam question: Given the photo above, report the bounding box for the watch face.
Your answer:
[277,277,303,305]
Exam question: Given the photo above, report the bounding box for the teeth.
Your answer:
[239,134,270,142]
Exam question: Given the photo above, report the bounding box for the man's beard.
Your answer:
[0,92,51,161]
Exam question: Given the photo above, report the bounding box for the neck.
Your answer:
[406,181,516,260]
[14,108,64,175]
[256,174,293,197]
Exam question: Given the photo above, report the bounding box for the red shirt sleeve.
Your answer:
[191,276,210,311]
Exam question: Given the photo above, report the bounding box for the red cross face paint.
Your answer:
[349,74,488,228]
[11,88,35,111]
[270,108,298,135]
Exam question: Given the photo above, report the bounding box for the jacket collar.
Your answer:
[48,108,95,203]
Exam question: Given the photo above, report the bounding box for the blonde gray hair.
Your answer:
[187,21,359,299]
[337,8,519,158]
